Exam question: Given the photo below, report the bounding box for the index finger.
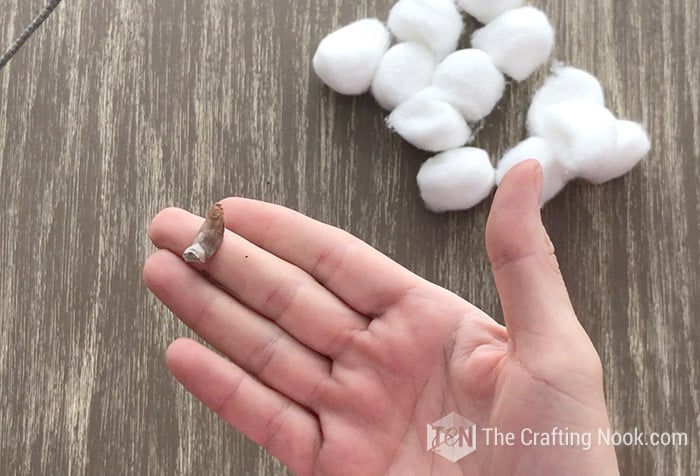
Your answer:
[219,198,422,317]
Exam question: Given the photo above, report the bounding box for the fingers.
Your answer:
[148,207,368,358]
[486,160,586,354]
[144,250,331,411]
[218,198,422,317]
[166,338,319,476]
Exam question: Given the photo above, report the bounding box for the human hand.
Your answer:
[144,161,619,476]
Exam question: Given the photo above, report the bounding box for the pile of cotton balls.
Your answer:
[313,0,650,212]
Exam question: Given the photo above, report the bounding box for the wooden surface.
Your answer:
[0,0,697,474]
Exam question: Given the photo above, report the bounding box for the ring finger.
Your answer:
[145,249,331,411]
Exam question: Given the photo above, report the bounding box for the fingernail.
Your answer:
[529,160,544,205]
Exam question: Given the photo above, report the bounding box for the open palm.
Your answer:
[145,162,619,476]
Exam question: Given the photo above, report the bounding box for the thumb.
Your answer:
[486,160,584,355]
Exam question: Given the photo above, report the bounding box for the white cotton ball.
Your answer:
[431,49,506,121]
[371,43,437,111]
[471,7,555,81]
[417,147,496,212]
[528,66,606,137]
[585,120,651,184]
[313,19,390,95]
[457,0,524,24]
[387,0,463,59]
[541,100,618,178]
[387,90,472,152]
[497,137,570,204]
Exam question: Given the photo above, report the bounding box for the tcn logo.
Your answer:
[427,412,477,463]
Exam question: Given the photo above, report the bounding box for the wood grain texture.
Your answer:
[0,0,697,474]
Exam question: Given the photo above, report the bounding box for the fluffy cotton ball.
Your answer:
[471,7,555,81]
[371,43,437,111]
[457,0,524,24]
[528,66,606,136]
[387,0,463,59]
[431,49,506,121]
[541,100,618,177]
[387,90,472,152]
[584,120,651,184]
[497,137,570,204]
[313,19,390,95]
[417,147,496,212]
